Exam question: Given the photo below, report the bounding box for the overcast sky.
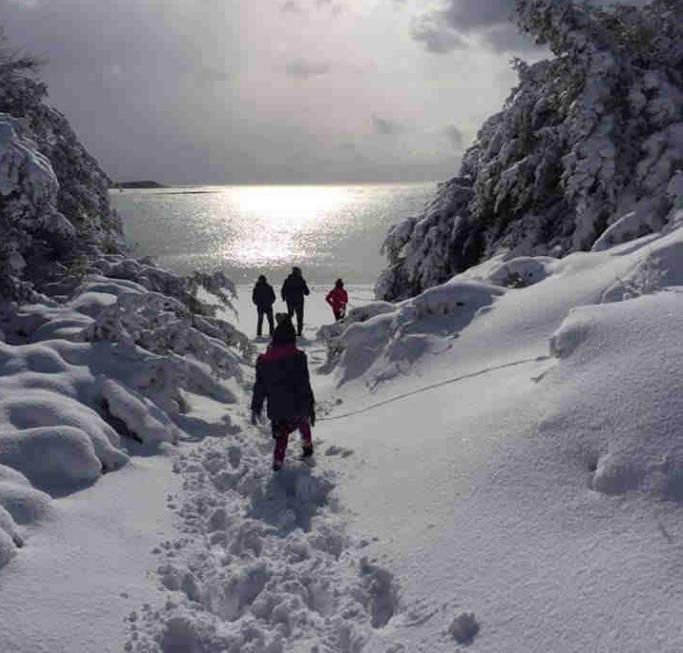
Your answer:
[0,0,630,184]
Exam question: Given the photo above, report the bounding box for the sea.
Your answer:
[111,183,435,287]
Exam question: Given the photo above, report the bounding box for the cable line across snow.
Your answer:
[318,355,551,422]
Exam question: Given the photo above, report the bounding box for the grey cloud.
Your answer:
[441,0,512,32]
[411,18,466,54]
[280,0,300,12]
[280,0,345,14]
[0,0,468,184]
[479,23,538,53]
[285,60,331,79]
[372,115,403,136]
[411,0,536,54]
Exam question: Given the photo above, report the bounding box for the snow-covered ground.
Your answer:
[3,231,683,652]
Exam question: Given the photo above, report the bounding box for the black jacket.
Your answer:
[251,345,315,421]
[281,274,310,305]
[252,280,276,308]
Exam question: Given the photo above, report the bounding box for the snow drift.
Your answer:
[546,292,683,499]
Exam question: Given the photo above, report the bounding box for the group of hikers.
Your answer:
[250,267,349,471]
[251,267,349,337]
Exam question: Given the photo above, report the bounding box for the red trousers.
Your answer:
[272,417,312,463]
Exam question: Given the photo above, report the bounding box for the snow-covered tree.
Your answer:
[378,0,683,300]
[0,29,124,299]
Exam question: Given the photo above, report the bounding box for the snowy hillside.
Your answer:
[311,223,683,651]
[378,0,683,300]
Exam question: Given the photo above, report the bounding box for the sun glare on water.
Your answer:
[225,185,351,267]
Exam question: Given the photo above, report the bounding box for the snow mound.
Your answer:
[0,465,28,567]
[591,202,661,253]
[0,426,102,492]
[99,378,180,446]
[0,386,128,472]
[0,475,52,526]
[545,291,683,499]
[601,229,683,303]
[484,256,559,288]
[126,432,404,652]
[322,279,504,387]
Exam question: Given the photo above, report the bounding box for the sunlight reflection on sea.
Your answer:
[112,183,435,284]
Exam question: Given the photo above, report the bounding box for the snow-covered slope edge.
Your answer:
[378,0,683,301]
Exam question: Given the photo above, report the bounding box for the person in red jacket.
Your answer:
[325,279,348,321]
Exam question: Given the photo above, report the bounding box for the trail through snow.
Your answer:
[122,286,407,652]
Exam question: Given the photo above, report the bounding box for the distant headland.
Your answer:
[114,180,167,189]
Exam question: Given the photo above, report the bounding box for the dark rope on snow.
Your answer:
[317,355,551,422]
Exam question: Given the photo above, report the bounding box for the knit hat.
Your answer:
[272,317,296,345]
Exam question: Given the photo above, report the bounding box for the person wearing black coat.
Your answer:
[281,266,310,336]
[251,318,316,471]
[252,275,276,337]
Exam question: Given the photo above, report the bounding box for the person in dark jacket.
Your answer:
[325,278,348,321]
[252,275,276,337]
[281,266,310,336]
[251,317,316,471]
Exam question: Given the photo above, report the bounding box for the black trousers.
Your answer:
[257,307,274,336]
[286,301,304,335]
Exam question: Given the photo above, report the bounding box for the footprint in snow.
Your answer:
[325,444,354,458]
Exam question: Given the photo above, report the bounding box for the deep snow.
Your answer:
[3,230,683,651]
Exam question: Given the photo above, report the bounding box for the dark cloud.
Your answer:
[409,0,538,54]
[372,115,404,136]
[413,0,653,55]
[285,60,331,79]
[441,0,512,32]
[411,17,467,54]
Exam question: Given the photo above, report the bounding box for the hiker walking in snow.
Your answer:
[251,317,316,471]
[252,275,276,337]
[281,266,310,336]
[325,278,348,321]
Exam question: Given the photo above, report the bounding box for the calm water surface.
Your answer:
[112,183,435,285]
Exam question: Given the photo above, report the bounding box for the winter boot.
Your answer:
[302,444,314,458]
[272,460,283,472]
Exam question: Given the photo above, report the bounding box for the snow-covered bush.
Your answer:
[322,279,503,387]
[379,0,683,300]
